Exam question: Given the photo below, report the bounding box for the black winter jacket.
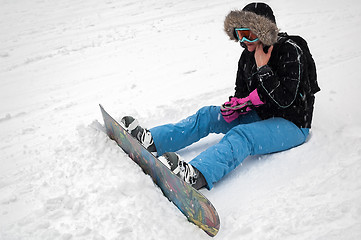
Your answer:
[234,35,316,128]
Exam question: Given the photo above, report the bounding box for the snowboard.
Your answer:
[99,105,220,237]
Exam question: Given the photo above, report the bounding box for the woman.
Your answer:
[122,2,320,190]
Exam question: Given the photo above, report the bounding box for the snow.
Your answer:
[1,0,361,239]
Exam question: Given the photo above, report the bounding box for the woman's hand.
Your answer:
[255,44,273,68]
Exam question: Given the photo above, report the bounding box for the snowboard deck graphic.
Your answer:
[99,105,220,237]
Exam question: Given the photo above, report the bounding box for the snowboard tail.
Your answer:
[99,105,220,237]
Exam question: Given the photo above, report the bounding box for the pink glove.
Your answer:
[221,89,265,123]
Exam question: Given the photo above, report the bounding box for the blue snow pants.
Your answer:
[150,106,309,189]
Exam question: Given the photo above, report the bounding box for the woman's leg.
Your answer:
[190,117,310,189]
[150,106,260,155]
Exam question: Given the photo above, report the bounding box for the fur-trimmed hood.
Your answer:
[224,10,279,46]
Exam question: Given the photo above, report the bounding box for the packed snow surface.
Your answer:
[1,0,361,239]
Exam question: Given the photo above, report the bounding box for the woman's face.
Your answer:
[244,41,261,52]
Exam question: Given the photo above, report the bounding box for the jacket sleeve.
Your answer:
[234,51,252,98]
[256,40,303,108]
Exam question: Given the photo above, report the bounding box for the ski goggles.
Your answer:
[235,28,259,43]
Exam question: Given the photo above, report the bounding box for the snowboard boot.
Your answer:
[159,152,207,190]
[121,116,157,156]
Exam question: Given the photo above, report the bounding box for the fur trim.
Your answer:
[224,10,279,46]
